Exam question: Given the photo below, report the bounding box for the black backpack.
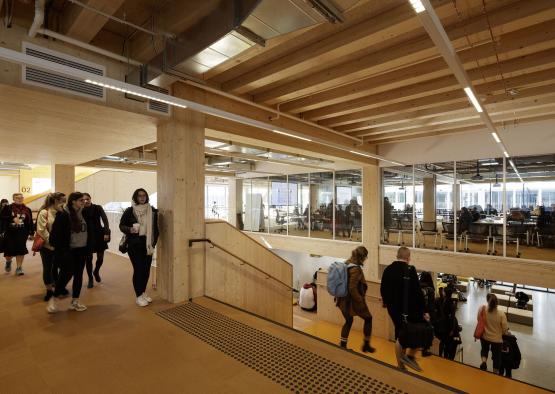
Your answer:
[502,334,521,370]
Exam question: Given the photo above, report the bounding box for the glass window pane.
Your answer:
[205,177,229,221]
[382,166,413,246]
[241,179,252,231]
[310,172,334,240]
[456,158,503,256]
[269,175,288,234]
[335,169,362,242]
[287,174,309,237]
[248,177,269,232]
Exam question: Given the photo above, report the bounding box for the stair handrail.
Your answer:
[189,238,293,290]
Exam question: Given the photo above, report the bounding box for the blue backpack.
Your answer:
[327,261,357,297]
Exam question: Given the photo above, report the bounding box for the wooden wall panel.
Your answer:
[206,221,293,326]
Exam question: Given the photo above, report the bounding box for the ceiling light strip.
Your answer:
[0,46,403,166]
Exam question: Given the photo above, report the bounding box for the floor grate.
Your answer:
[158,302,407,394]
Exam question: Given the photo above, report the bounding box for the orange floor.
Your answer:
[303,321,550,394]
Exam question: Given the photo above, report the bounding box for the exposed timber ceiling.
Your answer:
[5,0,555,152]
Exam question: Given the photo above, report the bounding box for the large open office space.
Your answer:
[1,0,555,393]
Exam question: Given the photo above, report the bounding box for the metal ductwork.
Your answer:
[136,0,342,88]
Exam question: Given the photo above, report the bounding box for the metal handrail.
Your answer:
[189,238,293,290]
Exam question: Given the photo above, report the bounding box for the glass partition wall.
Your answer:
[381,154,555,262]
[240,169,362,241]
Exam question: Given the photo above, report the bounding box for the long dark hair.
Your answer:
[346,246,368,266]
[67,192,85,233]
[132,188,149,204]
[419,271,434,288]
[39,192,65,212]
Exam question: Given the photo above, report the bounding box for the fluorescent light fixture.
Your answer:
[409,0,425,13]
[464,87,483,113]
[85,79,187,109]
[349,150,372,158]
[272,129,312,142]
[491,132,500,143]
[504,151,510,158]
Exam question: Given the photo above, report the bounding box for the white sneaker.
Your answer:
[142,293,152,303]
[68,300,87,312]
[46,297,58,313]
[136,295,149,307]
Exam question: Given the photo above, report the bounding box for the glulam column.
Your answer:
[54,164,75,196]
[157,108,205,302]
[362,165,380,281]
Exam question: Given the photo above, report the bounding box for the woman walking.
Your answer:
[119,188,158,307]
[479,293,509,373]
[1,193,34,275]
[36,192,66,301]
[47,192,89,313]
[336,246,375,353]
[83,193,110,288]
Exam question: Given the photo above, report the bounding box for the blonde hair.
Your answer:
[346,246,368,266]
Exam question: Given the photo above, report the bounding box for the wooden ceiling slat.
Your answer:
[219,2,451,94]
[278,18,555,114]
[63,0,126,43]
[302,47,555,121]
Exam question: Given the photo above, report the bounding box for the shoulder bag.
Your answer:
[31,210,47,255]
[398,265,435,349]
[473,305,487,341]
[119,234,128,254]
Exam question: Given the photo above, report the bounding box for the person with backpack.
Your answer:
[419,271,436,357]
[380,247,428,372]
[478,293,509,373]
[500,333,521,377]
[332,246,375,353]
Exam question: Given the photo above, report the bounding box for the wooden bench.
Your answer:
[496,293,533,311]
[506,307,533,326]
[491,285,533,300]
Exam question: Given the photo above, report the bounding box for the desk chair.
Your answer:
[467,223,491,254]
[399,220,413,245]
[274,209,286,234]
[419,221,440,249]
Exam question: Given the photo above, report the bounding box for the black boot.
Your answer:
[44,289,53,302]
[362,340,376,353]
[87,278,94,289]
[93,268,101,283]
[340,339,348,349]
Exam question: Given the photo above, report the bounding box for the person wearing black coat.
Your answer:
[1,193,34,275]
[119,188,159,307]
[47,192,89,313]
[380,247,428,372]
[83,193,110,288]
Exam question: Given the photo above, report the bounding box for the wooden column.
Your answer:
[363,165,380,281]
[157,108,205,303]
[423,176,436,222]
[54,164,75,196]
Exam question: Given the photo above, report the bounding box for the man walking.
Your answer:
[380,247,429,371]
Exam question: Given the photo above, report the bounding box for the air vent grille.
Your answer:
[22,43,105,101]
[147,87,170,115]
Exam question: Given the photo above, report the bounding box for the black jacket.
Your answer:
[380,261,425,322]
[0,203,34,236]
[83,204,110,251]
[119,206,159,247]
[49,210,89,252]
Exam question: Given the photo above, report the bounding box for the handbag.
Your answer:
[31,210,48,255]
[473,305,487,341]
[119,234,128,254]
[398,265,434,349]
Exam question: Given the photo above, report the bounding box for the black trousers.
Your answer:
[128,237,153,297]
[439,338,458,360]
[39,248,58,286]
[85,250,105,279]
[54,247,88,299]
[480,339,502,370]
[499,365,512,377]
[339,307,372,340]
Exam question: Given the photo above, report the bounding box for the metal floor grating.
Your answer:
[158,302,407,394]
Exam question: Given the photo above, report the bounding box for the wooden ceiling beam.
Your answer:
[172,82,377,158]
[306,48,555,122]
[255,0,542,106]
[343,83,555,135]
[204,116,376,165]
[220,1,454,94]
[361,94,555,137]
[62,0,126,43]
[372,114,555,145]
[279,17,555,113]
[366,104,555,143]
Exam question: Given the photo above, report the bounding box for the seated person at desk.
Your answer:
[459,207,473,232]
[536,206,552,227]
[485,204,497,216]
[471,207,481,222]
